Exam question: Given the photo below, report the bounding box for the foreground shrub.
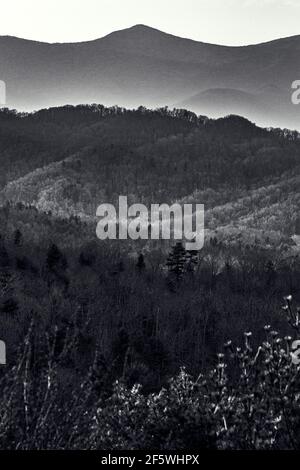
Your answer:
[92,371,216,450]
[0,298,300,450]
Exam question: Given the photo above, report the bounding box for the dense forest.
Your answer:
[0,105,299,449]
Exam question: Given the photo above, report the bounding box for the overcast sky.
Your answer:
[0,0,299,45]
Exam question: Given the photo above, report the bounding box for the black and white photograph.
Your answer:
[0,0,299,455]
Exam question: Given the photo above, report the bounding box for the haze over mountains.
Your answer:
[0,24,299,129]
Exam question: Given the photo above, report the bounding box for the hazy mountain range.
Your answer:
[0,24,300,129]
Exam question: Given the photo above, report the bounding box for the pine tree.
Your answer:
[14,229,22,247]
[166,242,187,281]
[46,244,67,271]
[136,254,146,272]
[265,260,276,286]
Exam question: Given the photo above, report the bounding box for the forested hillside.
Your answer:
[0,105,299,248]
[0,105,299,449]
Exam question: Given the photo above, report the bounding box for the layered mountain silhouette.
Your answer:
[0,24,299,129]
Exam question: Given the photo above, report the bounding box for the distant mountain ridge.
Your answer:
[0,25,300,128]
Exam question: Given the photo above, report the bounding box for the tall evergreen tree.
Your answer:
[14,229,22,247]
[166,242,187,281]
[46,244,67,271]
[136,254,146,272]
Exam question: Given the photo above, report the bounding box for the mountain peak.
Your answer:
[122,24,165,34]
[102,24,167,41]
[130,24,155,31]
